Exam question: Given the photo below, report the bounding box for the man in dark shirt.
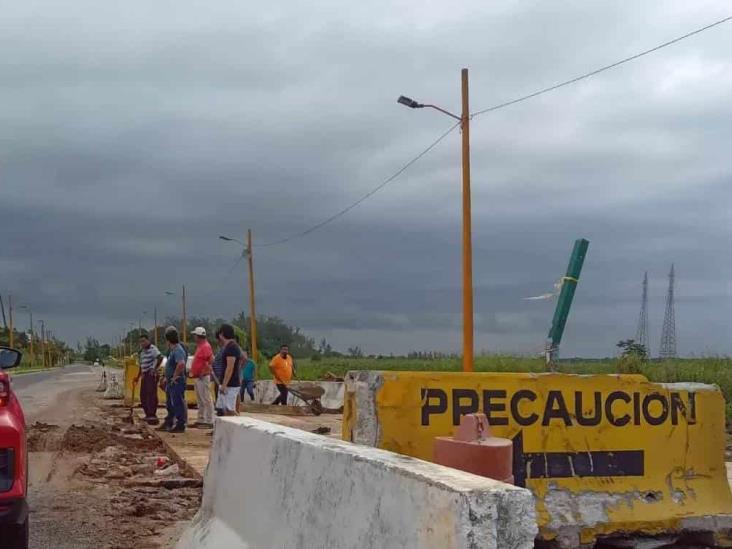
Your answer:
[215,323,242,415]
[158,326,188,432]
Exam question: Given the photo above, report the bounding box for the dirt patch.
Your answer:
[28,387,201,548]
[27,421,62,451]
[62,424,161,453]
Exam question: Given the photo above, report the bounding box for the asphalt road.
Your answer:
[10,363,92,392]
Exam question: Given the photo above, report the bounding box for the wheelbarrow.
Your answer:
[288,383,325,415]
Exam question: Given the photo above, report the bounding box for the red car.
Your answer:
[0,346,28,549]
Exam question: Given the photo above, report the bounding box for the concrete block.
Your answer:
[253,380,343,409]
[178,416,537,549]
[343,370,732,547]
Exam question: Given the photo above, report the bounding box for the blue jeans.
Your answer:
[240,380,255,401]
[164,377,187,427]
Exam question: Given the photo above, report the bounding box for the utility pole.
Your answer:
[219,233,260,361]
[460,68,473,372]
[182,285,187,345]
[659,264,677,359]
[636,272,649,353]
[20,306,34,366]
[8,295,13,348]
[40,320,46,368]
[47,330,53,366]
[26,308,33,366]
[247,229,259,362]
[396,68,474,372]
[153,306,158,347]
[0,295,6,332]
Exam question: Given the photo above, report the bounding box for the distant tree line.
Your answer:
[112,315,335,362]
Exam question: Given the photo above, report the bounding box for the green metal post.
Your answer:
[546,238,590,366]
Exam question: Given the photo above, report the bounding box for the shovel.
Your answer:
[129,378,138,423]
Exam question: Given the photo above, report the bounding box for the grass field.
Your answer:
[265,355,732,419]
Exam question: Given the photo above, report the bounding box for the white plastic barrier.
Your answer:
[253,380,343,409]
[178,417,537,549]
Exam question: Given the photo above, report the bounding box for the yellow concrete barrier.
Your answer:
[343,371,732,546]
[122,356,207,407]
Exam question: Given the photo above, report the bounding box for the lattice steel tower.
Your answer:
[659,264,677,359]
[635,271,649,353]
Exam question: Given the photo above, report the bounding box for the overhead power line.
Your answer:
[471,14,732,117]
[257,121,461,247]
[256,14,731,248]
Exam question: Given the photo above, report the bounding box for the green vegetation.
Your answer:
[1,327,71,369]
[122,315,325,359]
[108,315,732,420]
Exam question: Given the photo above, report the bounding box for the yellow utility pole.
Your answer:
[182,285,187,345]
[23,307,33,366]
[397,68,474,372]
[460,68,474,373]
[40,320,46,368]
[8,295,13,348]
[247,229,259,362]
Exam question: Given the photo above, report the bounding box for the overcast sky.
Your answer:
[1,1,731,357]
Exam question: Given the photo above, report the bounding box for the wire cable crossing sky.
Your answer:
[254,14,732,249]
[3,2,731,356]
[471,14,732,117]
[257,121,461,247]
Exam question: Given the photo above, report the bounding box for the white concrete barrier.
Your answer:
[178,417,537,549]
[253,380,343,409]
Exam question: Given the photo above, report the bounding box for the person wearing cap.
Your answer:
[190,326,215,428]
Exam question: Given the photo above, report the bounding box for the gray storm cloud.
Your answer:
[1,1,731,356]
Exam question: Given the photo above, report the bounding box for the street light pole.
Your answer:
[39,320,46,368]
[153,306,158,347]
[460,68,474,373]
[138,310,148,336]
[182,285,187,345]
[8,295,13,348]
[247,229,259,362]
[219,233,259,361]
[20,306,33,366]
[397,68,474,372]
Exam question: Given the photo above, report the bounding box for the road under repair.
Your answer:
[14,365,201,549]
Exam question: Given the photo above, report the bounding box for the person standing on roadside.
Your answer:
[215,323,242,415]
[240,350,257,402]
[189,326,215,429]
[211,328,225,415]
[158,326,188,432]
[134,332,163,425]
[269,344,293,405]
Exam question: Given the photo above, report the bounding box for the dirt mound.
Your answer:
[109,485,200,520]
[62,424,161,453]
[27,422,62,451]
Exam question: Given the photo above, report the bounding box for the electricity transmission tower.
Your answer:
[635,272,649,353]
[659,264,677,359]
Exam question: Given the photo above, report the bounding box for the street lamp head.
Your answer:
[165,291,175,296]
[219,235,234,242]
[397,95,423,109]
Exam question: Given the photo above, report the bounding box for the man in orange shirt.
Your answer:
[269,344,293,405]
